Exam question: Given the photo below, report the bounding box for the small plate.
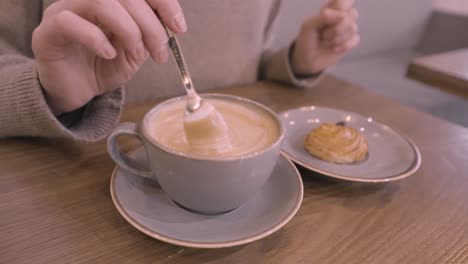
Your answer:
[110,147,303,248]
[280,106,421,183]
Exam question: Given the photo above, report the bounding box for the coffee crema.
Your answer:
[147,99,279,158]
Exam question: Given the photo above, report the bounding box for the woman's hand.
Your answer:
[32,0,186,114]
[291,0,359,75]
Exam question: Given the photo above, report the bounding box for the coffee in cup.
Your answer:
[147,98,279,158]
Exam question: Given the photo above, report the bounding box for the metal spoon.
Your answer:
[160,21,231,152]
[161,23,203,114]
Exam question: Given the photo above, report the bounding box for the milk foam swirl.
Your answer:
[148,99,279,158]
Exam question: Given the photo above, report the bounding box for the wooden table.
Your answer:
[407,48,468,99]
[1,76,467,264]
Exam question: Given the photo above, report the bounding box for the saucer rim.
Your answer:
[110,149,304,249]
[280,106,422,183]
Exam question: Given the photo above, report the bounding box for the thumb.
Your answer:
[302,8,345,31]
[326,0,355,11]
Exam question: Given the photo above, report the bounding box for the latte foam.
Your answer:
[147,98,279,158]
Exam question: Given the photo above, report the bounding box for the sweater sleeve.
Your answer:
[259,0,324,88]
[0,1,123,141]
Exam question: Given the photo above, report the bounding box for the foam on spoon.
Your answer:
[183,102,232,154]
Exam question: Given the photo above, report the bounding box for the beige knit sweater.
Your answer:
[0,0,319,142]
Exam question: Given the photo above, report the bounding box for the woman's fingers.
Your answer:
[326,0,355,11]
[320,8,359,49]
[33,10,117,60]
[57,0,144,60]
[322,18,357,45]
[42,0,186,64]
[146,0,186,33]
[333,34,360,53]
[118,0,169,63]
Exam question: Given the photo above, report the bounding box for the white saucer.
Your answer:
[110,147,303,248]
[280,106,421,183]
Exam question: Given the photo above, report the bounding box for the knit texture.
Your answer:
[0,56,123,141]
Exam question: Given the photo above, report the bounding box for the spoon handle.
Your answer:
[161,24,195,95]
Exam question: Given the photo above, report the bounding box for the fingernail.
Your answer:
[103,43,117,59]
[173,15,187,33]
[136,42,147,61]
[156,44,169,63]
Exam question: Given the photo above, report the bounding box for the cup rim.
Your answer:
[141,93,284,161]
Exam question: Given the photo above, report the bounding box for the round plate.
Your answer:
[110,147,303,248]
[280,106,421,183]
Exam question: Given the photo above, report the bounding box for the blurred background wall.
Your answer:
[271,0,468,127]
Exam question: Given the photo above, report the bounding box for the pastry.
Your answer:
[304,123,368,164]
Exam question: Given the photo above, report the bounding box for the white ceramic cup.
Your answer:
[107,94,284,215]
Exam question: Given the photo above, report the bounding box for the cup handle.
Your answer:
[107,122,153,178]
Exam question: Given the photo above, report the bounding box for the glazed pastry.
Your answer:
[304,123,368,164]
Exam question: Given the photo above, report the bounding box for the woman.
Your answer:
[0,0,359,141]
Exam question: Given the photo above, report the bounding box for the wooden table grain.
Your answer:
[407,48,468,99]
[1,76,467,264]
